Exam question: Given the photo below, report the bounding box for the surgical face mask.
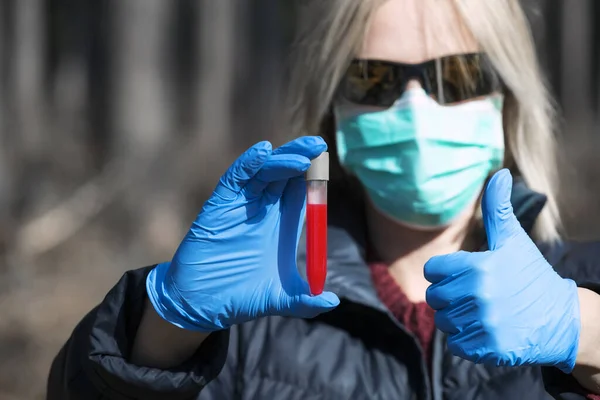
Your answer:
[335,88,504,228]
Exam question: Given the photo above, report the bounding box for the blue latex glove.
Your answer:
[147,136,340,332]
[425,169,580,373]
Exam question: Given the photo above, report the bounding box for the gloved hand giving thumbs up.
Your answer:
[147,136,339,333]
[425,169,580,373]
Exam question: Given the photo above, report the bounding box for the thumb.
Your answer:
[214,141,272,199]
[482,169,521,250]
[294,291,340,318]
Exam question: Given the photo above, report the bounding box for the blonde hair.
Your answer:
[286,0,561,242]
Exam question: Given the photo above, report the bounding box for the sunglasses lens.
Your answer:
[340,54,502,106]
[340,61,404,107]
[437,54,502,104]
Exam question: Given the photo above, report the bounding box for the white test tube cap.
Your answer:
[306,152,329,181]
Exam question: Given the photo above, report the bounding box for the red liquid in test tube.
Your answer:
[305,152,329,296]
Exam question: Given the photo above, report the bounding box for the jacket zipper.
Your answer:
[430,329,444,400]
[381,308,433,400]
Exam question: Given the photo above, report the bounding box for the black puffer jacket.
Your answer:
[47,179,600,400]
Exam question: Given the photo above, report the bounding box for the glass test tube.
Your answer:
[305,152,329,296]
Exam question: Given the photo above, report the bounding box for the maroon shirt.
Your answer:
[369,262,435,369]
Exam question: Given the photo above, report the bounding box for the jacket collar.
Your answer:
[297,177,547,310]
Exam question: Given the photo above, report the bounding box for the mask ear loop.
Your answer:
[435,58,445,104]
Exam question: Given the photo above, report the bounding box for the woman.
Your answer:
[47,0,600,399]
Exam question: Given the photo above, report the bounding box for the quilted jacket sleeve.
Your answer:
[46,266,230,400]
[540,240,600,400]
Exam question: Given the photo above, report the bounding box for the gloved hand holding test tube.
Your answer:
[146,137,339,332]
[305,152,329,295]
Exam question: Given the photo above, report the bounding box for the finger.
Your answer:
[279,176,308,259]
[423,251,472,284]
[272,136,327,160]
[243,154,311,197]
[433,299,475,335]
[482,169,521,250]
[264,179,292,200]
[447,329,486,364]
[434,308,460,335]
[426,277,468,310]
[215,141,272,199]
[280,175,307,216]
[294,291,340,318]
[446,334,473,362]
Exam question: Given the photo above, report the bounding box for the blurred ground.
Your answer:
[0,228,126,400]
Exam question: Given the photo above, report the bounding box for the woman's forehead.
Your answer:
[358,0,479,63]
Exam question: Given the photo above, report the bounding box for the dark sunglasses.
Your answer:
[338,53,503,107]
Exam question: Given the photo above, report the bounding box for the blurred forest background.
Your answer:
[0,0,599,399]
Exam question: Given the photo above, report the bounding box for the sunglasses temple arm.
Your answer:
[435,59,445,104]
